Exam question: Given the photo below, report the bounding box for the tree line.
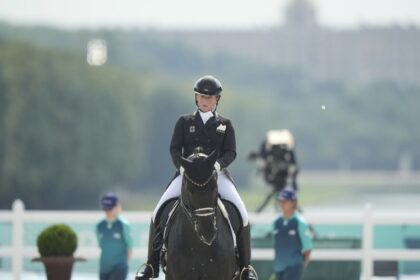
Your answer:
[0,23,419,208]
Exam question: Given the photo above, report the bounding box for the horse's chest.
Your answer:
[164,202,238,278]
[167,215,235,260]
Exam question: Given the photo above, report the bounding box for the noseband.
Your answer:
[181,170,218,246]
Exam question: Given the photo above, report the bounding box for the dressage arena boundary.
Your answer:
[1,200,420,280]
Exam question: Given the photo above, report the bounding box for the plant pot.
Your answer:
[32,256,86,280]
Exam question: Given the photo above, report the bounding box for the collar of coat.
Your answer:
[193,110,221,130]
[194,110,219,118]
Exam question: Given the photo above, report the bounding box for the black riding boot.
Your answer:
[135,220,162,279]
[237,225,258,280]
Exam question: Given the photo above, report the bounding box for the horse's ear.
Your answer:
[180,156,193,170]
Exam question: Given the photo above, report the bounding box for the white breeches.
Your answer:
[152,173,249,226]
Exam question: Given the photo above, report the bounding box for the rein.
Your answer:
[180,199,218,246]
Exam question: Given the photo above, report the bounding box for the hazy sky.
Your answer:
[1,0,420,30]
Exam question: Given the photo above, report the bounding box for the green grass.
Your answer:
[121,171,420,211]
[122,182,350,212]
[121,191,161,211]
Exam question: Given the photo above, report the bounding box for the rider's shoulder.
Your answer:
[176,113,195,122]
[214,113,232,124]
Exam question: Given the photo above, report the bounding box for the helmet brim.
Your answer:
[194,91,220,97]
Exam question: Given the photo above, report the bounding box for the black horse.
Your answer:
[163,151,241,280]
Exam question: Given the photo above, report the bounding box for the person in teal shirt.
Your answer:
[96,192,133,280]
[273,188,313,280]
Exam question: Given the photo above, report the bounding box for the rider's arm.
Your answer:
[217,119,236,169]
[170,117,184,170]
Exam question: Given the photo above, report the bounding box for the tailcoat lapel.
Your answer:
[205,112,219,129]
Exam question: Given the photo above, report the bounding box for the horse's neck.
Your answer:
[179,189,219,246]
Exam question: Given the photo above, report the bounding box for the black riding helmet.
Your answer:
[194,75,222,96]
[194,75,222,110]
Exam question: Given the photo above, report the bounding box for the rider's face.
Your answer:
[196,94,218,112]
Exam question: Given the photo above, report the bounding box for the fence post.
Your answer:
[362,203,373,280]
[12,199,24,280]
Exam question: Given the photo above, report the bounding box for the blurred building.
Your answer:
[153,0,420,86]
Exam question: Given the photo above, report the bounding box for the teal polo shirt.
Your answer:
[96,216,133,273]
[273,212,313,272]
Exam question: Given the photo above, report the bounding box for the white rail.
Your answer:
[1,200,420,280]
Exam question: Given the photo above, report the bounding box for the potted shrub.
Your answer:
[32,224,85,280]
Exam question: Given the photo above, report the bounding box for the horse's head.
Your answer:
[179,149,218,189]
[178,149,219,245]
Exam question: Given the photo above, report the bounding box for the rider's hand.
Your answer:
[180,166,185,175]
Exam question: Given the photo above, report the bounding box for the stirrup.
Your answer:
[135,263,155,280]
[240,265,258,280]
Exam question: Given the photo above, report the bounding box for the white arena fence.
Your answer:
[1,199,420,280]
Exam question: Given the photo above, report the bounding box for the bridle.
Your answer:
[181,170,218,246]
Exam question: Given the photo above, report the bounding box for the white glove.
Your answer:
[214,161,221,173]
[179,166,185,175]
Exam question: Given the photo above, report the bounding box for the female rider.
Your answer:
[136,75,256,280]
